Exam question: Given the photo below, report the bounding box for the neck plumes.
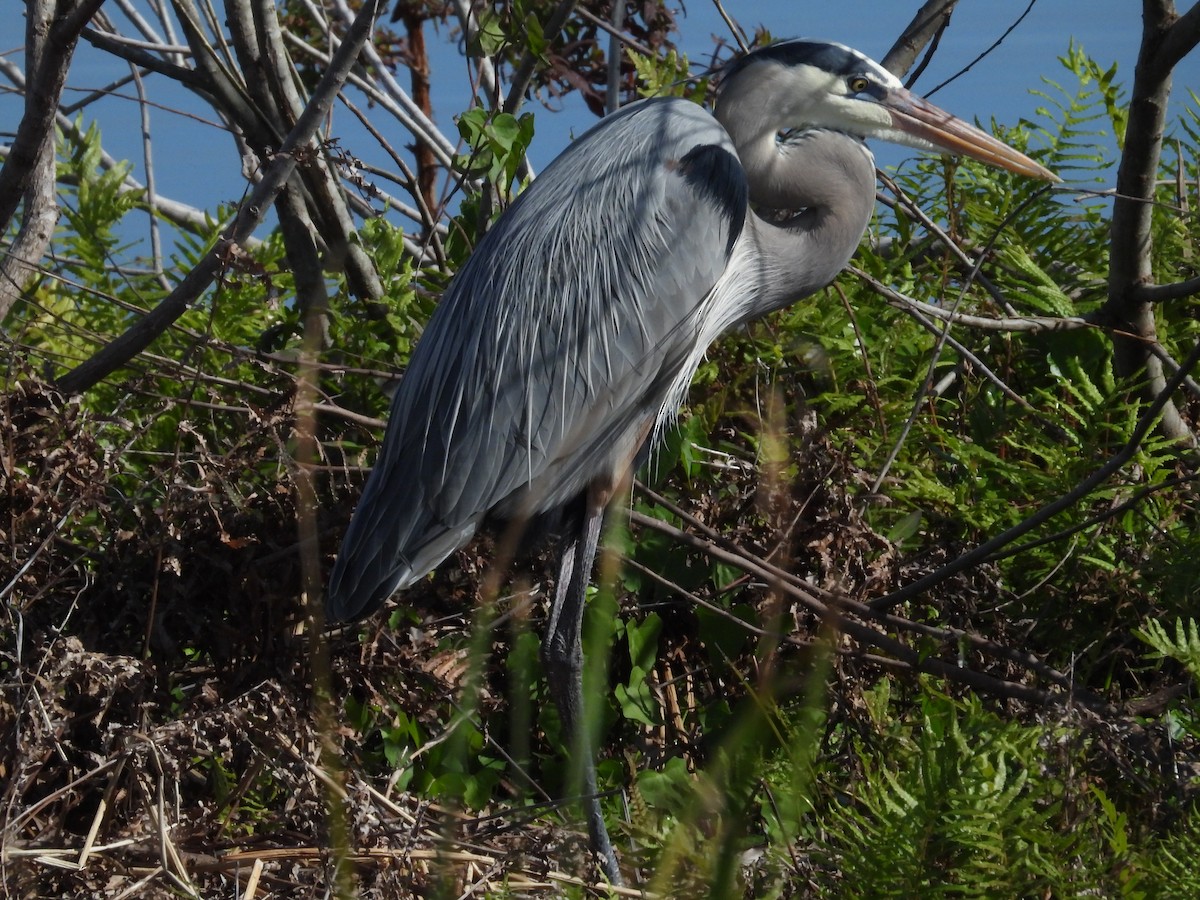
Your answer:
[715,95,878,322]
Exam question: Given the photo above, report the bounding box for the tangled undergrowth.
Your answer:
[3,355,1198,897]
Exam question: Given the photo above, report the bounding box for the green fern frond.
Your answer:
[1136,618,1200,682]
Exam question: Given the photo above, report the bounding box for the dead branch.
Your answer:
[54,0,391,396]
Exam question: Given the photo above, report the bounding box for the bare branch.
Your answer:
[984,471,1200,563]
[921,0,1038,97]
[327,0,459,166]
[573,6,655,58]
[1146,340,1200,399]
[450,0,502,109]
[253,0,384,303]
[53,0,108,37]
[0,127,240,241]
[877,173,1024,316]
[1134,273,1200,303]
[881,0,958,79]
[1158,1,1200,71]
[891,292,1058,425]
[502,0,580,115]
[0,0,105,235]
[850,267,1095,333]
[0,4,56,320]
[605,0,624,115]
[55,0,391,395]
[0,0,114,320]
[711,0,748,53]
[110,0,187,66]
[80,25,210,90]
[339,97,447,267]
[77,29,192,56]
[627,508,1115,715]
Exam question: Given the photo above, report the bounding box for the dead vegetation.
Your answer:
[2,363,1197,897]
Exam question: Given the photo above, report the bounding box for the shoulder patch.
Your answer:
[674,144,747,254]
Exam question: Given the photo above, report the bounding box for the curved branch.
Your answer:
[921,0,1038,97]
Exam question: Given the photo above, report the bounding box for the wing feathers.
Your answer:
[327,98,750,620]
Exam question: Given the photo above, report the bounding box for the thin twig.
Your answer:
[711,0,748,53]
[870,338,1200,612]
[921,0,1037,97]
[627,508,1112,714]
[56,0,390,395]
[851,266,1094,333]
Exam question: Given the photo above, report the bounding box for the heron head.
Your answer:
[716,39,1058,182]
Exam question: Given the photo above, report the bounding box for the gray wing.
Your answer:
[328,98,749,621]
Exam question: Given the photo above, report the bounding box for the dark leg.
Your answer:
[542,495,622,884]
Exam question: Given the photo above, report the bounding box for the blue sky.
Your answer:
[3,0,1198,250]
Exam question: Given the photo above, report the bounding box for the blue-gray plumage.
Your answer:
[328,39,1055,883]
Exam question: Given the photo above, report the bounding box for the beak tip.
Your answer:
[1033,164,1062,183]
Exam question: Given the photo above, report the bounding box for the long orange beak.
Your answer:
[884,86,1059,182]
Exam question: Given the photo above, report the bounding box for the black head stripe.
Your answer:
[721,39,893,87]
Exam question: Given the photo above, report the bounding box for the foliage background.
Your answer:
[2,0,1200,896]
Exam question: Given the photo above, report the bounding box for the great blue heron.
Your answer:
[328,39,1054,883]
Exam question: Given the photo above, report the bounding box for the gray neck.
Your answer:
[717,99,877,322]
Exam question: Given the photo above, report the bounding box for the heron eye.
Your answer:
[848,76,870,94]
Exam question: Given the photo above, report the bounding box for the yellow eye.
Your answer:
[848,76,870,93]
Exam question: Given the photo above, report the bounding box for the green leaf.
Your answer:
[886,509,923,545]
[615,665,659,727]
[471,12,506,56]
[1136,617,1200,681]
[626,613,662,672]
